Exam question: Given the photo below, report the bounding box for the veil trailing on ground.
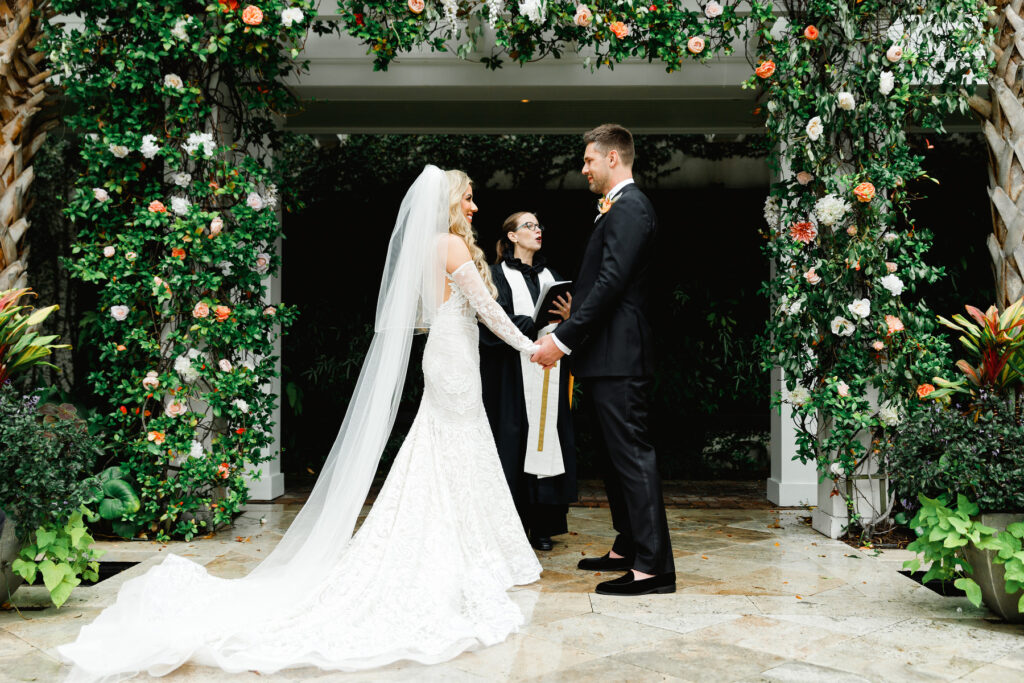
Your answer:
[60,165,452,682]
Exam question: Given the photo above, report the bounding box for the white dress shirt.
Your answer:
[551,177,635,355]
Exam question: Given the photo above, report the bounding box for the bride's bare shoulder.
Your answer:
[443,234,471,272]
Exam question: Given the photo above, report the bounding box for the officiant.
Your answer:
[480,212,577,552]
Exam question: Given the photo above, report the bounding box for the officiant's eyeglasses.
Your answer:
[515,222,545,233]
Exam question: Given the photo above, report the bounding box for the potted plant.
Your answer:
[887,299,1024,621]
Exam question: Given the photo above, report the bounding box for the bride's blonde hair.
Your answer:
[445,169,497,298]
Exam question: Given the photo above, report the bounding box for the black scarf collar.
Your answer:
[502,254,547,277]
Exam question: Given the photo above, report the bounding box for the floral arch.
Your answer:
[35,0,989,543]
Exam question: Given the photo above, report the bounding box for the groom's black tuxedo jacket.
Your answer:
[556,183,656,378]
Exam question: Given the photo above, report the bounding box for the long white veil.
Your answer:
[60,165,452,681]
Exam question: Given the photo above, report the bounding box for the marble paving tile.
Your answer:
[854,617,1024,663]
[591,593,758,617]
[759,614,909,637]
[516,654,690,682]
[667,535,737,554]
[614,636,789,683]
[0,647,64,682]
[0,629,36,658]
[956,663,1024,682]
[684,566,846,598]
[670,615,856,661]
[748,660,871,682]
[803,638,990,682]
[994,647,1024,672]
[201,550,263,579]
[524,612,680,656]
[449,632,598,679]
[512,590,593,626]
[0,607,102,654]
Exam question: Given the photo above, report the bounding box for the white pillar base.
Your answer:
[767,366,819,507]
[766,476,817,508]
[245,465,285,501]
[812,476,847,538]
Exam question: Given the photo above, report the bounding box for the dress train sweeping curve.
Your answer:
[59,263,542,681]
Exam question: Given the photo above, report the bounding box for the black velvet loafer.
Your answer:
[595,571,676,596]
[530,535,553,551]
[577,552,634,571]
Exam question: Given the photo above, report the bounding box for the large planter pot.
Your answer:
[964,513,1024,624]
[0,510,24,604]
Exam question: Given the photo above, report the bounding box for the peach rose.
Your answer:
[263,306,277,316]
[789,221,818,244]
[916,383,935,399]
[166,400,187,418]
[687,36,706,54]
[609,21,629,39]
[853,182,875,203]
[886,44,903,62]
[218,462,231,479]
[846,226,857,236]
[193,301,210,318]
[796,171,814,186]
[871,340,885,351]
[103,246,116,258]
[408,0,425,13]
[142,371,160,390]
[148,200,167,213]
[209,216,224,236]
[242,5,263,25]
[215,305,231,322]
[803,25,819,40]
[804,267,821,285]
[147,430,165,445]
[116,344,127,351]
[574,5,593,27]
[755,60,776,78]
[886,262,898,273]
[885,314,904,335]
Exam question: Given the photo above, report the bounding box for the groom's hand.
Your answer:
[531,335,564,370]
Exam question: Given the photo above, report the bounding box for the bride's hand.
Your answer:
[549,294,572,321]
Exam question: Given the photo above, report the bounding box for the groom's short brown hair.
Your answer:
[583,124,635,166]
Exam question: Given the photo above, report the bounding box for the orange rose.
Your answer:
[916,383,936,399]
[408,0,425,13]
[755,60,776,78]
[171,247,186,259]
[853,182,876,203]
[148,200,167,213]
[215,305,231,322]
[147,430,165,445]
[218,462,231,479]
[885,314,904,335]
[803,25,819,40]
[116,344,127,351]
[219,0,239,9]
[242,5,263,25]
[609,21,629,39]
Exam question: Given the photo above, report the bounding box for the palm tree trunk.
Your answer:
[0,0,58,292]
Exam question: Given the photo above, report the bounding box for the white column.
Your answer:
[244,234,285,501]
[767,366,818,506]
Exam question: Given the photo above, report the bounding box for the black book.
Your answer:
[532,280,573,323]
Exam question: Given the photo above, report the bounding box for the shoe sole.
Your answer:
[594,584,676,596]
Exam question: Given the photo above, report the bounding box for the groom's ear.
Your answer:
[607,148,620,167]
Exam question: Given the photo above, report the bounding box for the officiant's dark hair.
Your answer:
[583,124,634,166]
[495,211,531,263]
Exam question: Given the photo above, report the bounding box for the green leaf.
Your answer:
[954,578,983,607]
[35,528,57,551]
[11,558,37,585]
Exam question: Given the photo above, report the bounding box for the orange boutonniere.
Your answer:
[597,195,619,214]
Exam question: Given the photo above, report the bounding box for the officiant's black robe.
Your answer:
[479,255,577,538]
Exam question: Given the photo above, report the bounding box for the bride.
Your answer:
[59,166,545,681]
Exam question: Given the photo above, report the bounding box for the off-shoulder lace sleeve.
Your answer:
[450,261,538,355]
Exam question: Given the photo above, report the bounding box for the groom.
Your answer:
[531,124,675,596]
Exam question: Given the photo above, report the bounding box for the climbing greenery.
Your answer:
[42,0,332,540]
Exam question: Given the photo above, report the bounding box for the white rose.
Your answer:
[163,73,184,90]
[878,404,901,427]
[109,144,129,158]
[879,274,904,296]
[788,385,811,407]
[836,380,850,397]
[219,359,233,372]
[518,0,544,22]
[189,440,204,459]
[763,195,781,229]
[172,172,191,187]
[171,17,190,41]
[93,187,109,202]
[183,132,215,157]
[140,134,160,159]
[246,192,265,211]
[847,298,871,319]
[830,316,855,337]
[788,299,803,316]
[232,398,250,414]
[103,246,115,258]
[805,116,823,142]
[281,7,304,27]
[879,70,895,96]
[886,44,903,63]
[837,92,856,111]
[704,0,723,18]
[110,305,130,321]
[882,231,898,243]
[830,461,845,476]
[814,194,852,228]
[170,196,191,216]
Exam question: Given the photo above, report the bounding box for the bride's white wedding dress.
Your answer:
[59,168,543,681]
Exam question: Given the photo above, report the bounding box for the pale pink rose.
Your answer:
[254,252,270,274]
[573,5,593,26]
[886,44,903,63]
[795,171,814,186]
[263,306,277,316]
[885,314,905,335]
[126,251,137,260]
[886,262,898,273]
[93,187,109,202]
[804,268,821,285]
[837,381,850,397]
[246,192,265,211]
[871,340,885,351]
[846,226,857,236]
[142,371,160,390]
[407,0,425,13]
[209,216,224,236]
[165,400,187,418]
[192,301,210,318]
[218,359,232,372]
[103,246,116,258]
[687,36,706,54]
[110,305,130,321]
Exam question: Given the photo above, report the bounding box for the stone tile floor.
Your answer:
[2,505,1022,682]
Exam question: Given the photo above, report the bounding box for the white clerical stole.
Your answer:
[501,262,565,478]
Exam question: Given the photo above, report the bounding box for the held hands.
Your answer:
[530,334,565,370]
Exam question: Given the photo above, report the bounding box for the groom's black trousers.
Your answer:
[587,376,674,576]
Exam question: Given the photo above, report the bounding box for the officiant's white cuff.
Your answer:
[551,334,572,355]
